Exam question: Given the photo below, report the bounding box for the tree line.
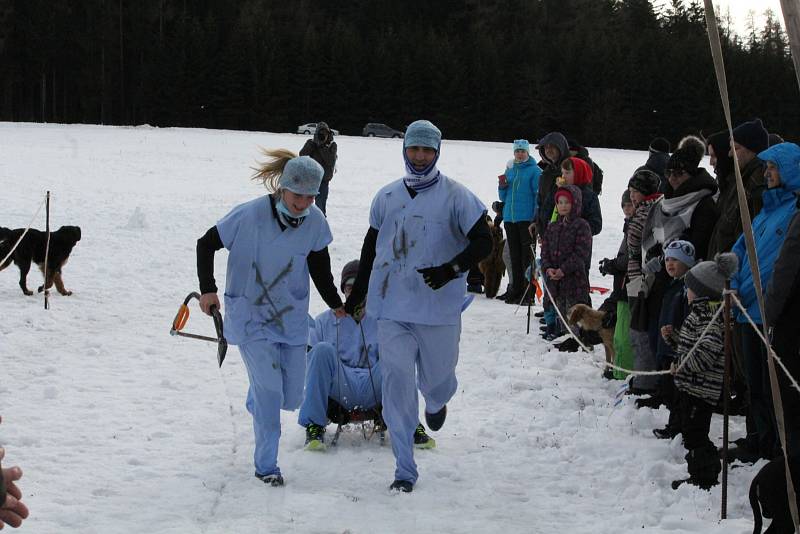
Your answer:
[0,0,796,149]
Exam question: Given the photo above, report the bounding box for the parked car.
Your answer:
[362,123,404,138]
[296,122,339,136]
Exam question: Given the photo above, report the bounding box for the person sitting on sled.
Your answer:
[195,148,345,487]
[298,259,435,451]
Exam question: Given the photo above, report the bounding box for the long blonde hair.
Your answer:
[251,148,297,192]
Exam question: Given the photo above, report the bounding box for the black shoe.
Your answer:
[495,291,508,300]
[504,292,522,304]
[534,310,544,318]
[653,427,678,440]
[467,283,483,294]
[425,405,447,431]
[723,445,760,464]
[539,317,546,324]
[602,367,615,380]
[255,472,285,486]
[304,423,326,451]
[671,476,717,490]
[389,479,414,493]
[554,338,580,352]
[413,424,436,449]
[540,325,548,333]
[635,395,664,410]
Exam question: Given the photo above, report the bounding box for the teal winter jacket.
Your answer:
[498,156,541,223]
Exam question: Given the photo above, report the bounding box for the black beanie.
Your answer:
[706,130,734,178]
[732,118,769,154]
[649,137,671,154]
[666,146,703,175]
[628,168,661,196]
[340,260,359,292]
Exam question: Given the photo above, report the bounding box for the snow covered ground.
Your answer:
[0,122,762,533]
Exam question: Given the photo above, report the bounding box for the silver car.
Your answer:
[362,123,404,138]
[297,122,339,136]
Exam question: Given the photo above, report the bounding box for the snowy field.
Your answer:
[0,122,761,533]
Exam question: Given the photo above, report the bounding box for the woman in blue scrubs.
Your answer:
[196,148,345,486]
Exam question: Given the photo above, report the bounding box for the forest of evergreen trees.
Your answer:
[0,0,796,149]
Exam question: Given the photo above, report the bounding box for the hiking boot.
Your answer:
[635,395,664,410]
[653,426,678,440]
[389,479,414,493]
[554,338,580,352]
[467,283,483,294]
[255,472,285,486]
[534,310,545,318]
[413,424,436,449]
[425,405,447,431]
[602,367,615,380]
[304,423,326,451]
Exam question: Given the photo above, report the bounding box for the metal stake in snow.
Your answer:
[43,191,51,310]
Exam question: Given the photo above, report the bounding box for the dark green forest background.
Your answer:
[0,0,795,148]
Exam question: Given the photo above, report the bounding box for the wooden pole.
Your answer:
[780,0,800,94]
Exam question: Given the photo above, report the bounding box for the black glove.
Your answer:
[417,264,457,290]
[598,258,614,277]
[601,308,617,329]
[344,297,365,322]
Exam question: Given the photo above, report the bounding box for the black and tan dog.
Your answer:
[567,303,615,365]
[0,226,81,296]
[750,456,800,534]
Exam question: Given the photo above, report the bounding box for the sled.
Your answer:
[170,292,228,367]
[326,400,386,447]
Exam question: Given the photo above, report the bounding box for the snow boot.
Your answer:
[635,395,664,410]
[304,423,326,451]
[653,426,679,440]
[676,445,720,490]
[389,480,414,493]
[255,472,285,487]
[554,338,580,352]
[413,424,436,449]
[425,405,447,431]
[467,283,483,294]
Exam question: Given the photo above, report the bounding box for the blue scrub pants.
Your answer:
[238,340,306,477]
[378,319,461,484]
[297,342,382,427]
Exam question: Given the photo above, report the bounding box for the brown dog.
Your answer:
[567,303,615,365]
[478,216,505,298]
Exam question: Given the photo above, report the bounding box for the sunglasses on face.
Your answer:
[664,169,688,178]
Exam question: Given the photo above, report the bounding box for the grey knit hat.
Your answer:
[684,252,739,300]
[340,259,360,292]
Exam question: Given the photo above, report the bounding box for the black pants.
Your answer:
[773,324,800,461]
[737,323,779,459]
[505,221,532,297]
[315,179,330,215]
[677,391,720,484]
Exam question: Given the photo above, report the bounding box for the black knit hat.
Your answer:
[706,130,734,178]
[665,147,699,175]
[628,168,661,196]
[732,118,769,154]
[649,137,671,154]
[340,260,359,292]
[684,253,738,300]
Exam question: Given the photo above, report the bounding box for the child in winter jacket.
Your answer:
[663,252,738,490]
[626,168,664,393]
[648,240,695,432]
[540,185,592,346]
[556,157,602,236]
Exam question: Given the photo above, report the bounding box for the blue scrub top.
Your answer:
[312,310,379,368]
[216,195,333,346]
[367,174,486,325]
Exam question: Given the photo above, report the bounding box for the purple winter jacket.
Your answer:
[541,185,593,305]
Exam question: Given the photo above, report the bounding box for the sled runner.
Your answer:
[326,399,386,446]
[170,292,228,367]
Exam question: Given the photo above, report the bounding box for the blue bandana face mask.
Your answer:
[276,197,308,228]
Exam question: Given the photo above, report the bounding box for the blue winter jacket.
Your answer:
[498,156,541,223]
[731,142,800,324]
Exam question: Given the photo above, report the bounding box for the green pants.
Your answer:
[613,300,634,380]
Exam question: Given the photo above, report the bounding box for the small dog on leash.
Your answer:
[566,303,615,365]
[0,225,82,296]
[478,215,505,299]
